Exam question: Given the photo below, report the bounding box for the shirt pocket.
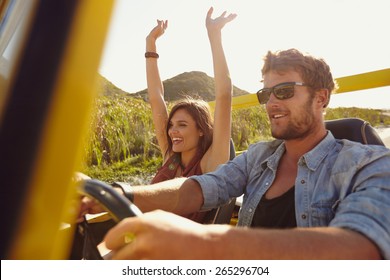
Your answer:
[310,200,339,227]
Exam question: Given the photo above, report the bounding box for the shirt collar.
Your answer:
[301,131,337,171]
[263,131,337,171]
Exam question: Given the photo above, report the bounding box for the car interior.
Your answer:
[1,0,388,260]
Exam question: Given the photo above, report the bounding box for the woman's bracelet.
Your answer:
[145,51,159,58]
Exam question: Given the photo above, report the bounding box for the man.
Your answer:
[82,49,390,259]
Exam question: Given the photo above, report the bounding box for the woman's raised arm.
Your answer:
[201,7,237,172]
[145,20,170,160]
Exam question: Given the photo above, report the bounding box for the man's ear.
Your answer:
[316,88,330,108]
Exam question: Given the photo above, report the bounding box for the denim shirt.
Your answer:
[191,132,390,259]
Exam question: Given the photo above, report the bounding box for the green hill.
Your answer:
[97,74,130,97]
[99,71,249,101]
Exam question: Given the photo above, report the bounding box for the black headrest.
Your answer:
[325,118,385,146]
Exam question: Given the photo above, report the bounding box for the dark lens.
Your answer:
[256,89,271,104]
[274,85,295,100]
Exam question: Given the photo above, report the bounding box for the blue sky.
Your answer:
[99,0,390,109]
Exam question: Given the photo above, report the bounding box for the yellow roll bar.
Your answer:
[210,68,390,111]
[335,68,390,94]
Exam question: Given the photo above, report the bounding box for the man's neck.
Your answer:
[283,128,328,162]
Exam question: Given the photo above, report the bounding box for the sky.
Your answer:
[99,0,390,109]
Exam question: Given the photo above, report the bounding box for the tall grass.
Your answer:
[325,107,390,127]
[81,94,390,182]
[232,106,272,151]
[84,94,159,166]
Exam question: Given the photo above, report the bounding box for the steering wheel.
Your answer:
[78,179,143,221]
[70,179,142,259]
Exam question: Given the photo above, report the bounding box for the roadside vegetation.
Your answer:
[80,92,390,183]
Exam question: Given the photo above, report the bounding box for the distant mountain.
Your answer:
[135,71,249,101]
[97,74,129,97]
[99,71,249,101]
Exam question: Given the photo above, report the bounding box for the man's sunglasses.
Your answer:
[256,82,308,104]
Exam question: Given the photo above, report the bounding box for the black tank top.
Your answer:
[251,186,296,228]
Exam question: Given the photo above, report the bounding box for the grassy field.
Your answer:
[80,94,390,183]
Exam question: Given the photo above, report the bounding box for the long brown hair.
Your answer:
[165,97,213,158]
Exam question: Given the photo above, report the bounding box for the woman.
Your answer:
[77,8,236,224]
[144,8,236,222]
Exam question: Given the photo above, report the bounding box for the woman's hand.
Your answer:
[206,6,237,35]
[146,19,168,43]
